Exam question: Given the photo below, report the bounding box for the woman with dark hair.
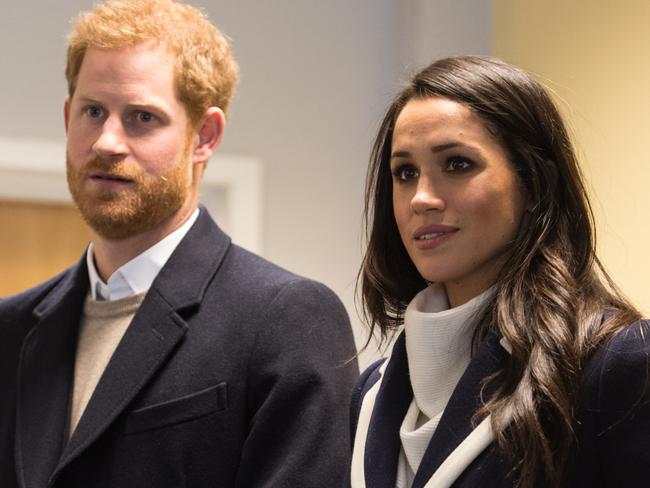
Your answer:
[348,56,650,488]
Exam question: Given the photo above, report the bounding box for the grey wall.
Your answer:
[398,0,492,72]
[0,1,491,366]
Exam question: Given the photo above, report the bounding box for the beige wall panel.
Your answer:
[0,200,89,296]
[494,0,650,314]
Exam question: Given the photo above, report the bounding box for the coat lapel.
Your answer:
[52,287,189,480]
[412,331,509,488]
[51,209,232,483]
[363,333,413,488]
[15,260,89,488]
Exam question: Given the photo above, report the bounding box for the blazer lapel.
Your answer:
[52,288,188,479]
[15,261,89,488]
[412,331,509,488]
[50,208,232,483]
[362,333,413,488]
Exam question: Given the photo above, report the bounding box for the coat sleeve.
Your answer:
[575,319,650,486]
[234,278,359,488]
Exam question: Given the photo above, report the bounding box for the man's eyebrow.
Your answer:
[74,96,101,105]
[391,142,464,159]
[126,102,168,113]
[74,96,168,113]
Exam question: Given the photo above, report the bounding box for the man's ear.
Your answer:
[64,98,71,133]
[192,107,225,165]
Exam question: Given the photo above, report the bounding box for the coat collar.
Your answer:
[364,333,412,488]
[150,206,231,310]
[15,257,88,488]
[15,208,231,487]
[358,329,509,488]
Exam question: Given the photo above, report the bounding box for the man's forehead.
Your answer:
[76,44,176,87]
[80,41,174,67]
[72,45,181,112]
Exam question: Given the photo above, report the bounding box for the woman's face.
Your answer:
[391,97,526,307]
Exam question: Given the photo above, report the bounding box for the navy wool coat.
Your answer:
[347,322,650,487]
[0,208,359,488]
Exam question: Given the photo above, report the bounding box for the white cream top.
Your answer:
[396,283,494,487]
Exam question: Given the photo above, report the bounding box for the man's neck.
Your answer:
[91,203,197,282]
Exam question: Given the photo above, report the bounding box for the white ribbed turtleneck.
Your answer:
[396,284,493,487]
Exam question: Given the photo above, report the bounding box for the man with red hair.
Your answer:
[0,1,358,486]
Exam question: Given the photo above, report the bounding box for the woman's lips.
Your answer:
[412,224,458,250]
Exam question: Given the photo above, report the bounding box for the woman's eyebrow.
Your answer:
[391,142,467,159]
[430,142,463,153]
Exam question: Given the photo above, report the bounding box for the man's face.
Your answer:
[65,42,196,239]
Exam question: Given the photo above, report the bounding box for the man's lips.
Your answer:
[88,171,133,183]
[412,224,458,249]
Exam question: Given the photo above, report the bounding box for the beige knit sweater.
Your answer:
[69,292,146,437]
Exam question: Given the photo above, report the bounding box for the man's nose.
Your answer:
[91,116,128,160]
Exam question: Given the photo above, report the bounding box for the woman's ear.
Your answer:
[192,107,226,165]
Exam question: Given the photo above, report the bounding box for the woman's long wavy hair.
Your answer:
[359,56,640,487]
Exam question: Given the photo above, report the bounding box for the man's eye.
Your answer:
[392,165,419,182]
[445,157,473,172]
[137,111,155,123]
[86,106,104,118]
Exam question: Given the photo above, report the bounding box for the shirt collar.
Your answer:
[86,208,200,301]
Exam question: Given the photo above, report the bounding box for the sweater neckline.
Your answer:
[83,291,147,318]
[404,283,494,420]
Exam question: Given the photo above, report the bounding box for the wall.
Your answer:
[1,1,491,366]
[398,0,492,72]
[494,0,650,314]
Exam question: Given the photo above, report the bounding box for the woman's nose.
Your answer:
[410,179,445,213]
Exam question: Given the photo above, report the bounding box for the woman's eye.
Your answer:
[445,157,473,172]
[393,165,419,182]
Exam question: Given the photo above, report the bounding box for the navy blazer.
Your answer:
[347,322,650,487]
[0,208,359,488]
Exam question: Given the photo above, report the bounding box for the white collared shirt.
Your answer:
[86,208,200,301]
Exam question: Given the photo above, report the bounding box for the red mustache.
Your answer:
[81,157,142,181]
